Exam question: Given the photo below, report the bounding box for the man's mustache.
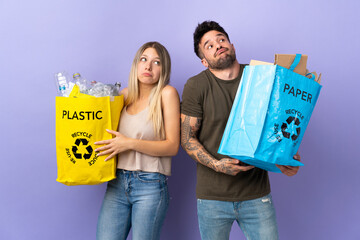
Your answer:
[214,47,229,57]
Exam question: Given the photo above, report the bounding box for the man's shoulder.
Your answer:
[182,70,210,100]
[186,69,211,87]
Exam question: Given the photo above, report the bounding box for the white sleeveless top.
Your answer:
[117,106,172,176]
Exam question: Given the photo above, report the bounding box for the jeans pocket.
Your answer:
[136,171,163,183]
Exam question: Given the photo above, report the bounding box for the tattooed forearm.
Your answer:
[180,116,249,176]
[181,115,201,151]
[180,115,192,146]
[181,114,218,171]
[197,151,217,170]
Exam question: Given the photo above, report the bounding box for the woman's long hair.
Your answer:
[126,41,171,139]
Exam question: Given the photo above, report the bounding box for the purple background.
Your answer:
[1,0,359,239]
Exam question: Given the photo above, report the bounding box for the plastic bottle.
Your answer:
[114,82,121,95]
[73,72,88,93]
[55,72,69,96]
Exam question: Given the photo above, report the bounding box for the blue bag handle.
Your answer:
[306,72,316,81]
[289,54,302,72]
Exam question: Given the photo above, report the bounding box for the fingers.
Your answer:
[95,147,117,161]
[239,165,255,171]
[293,152,301,161]
[217,158,255,176]
[276,164,299,176]
[104,152,117,161]
[94,139,112,145]
[94,141,117,160]
[223,159,254,171]
[96,148,114,156]
[223,158,240,165]
[94,132,123,160]
[94,129,120,144]
[232,165,254,174]
[106,129,120,136]
[94,144,112,152]
[226,165,254,176]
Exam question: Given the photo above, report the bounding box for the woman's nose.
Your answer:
[145,62,152,71]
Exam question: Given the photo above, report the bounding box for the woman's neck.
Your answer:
[138,83,155,100]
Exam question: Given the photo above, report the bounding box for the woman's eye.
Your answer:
[154,61,160,65]
[220,39,224,42]
[140,57,146,62]
[208,45,213,49]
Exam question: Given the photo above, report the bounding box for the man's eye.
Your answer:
[220,39,224,42]
[208,45,213,49]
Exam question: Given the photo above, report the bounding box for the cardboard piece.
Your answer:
[250,54,322,83]
[317,73,322,84]
[305,70,322,84]
[275,54,308,76]
[250,60,273,66]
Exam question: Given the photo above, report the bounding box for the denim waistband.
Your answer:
[116,169,165,176]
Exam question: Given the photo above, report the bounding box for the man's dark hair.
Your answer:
[193,21,230,59]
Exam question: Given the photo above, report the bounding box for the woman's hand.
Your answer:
[94,129,132,161]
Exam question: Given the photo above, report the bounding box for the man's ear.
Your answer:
[201,58,209,68]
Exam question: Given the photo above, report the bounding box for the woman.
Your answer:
[95,42,180,240]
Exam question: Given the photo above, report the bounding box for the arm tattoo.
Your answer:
[181,115,201,151]
[181,115,242,176]
[216,160,239,175]
[181,114,218,171]
[197,151,217,170]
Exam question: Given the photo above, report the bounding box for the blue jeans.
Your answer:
[197,194,278,240]
[96,170,169,240]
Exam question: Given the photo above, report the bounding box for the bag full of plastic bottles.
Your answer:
[54,72,124,185]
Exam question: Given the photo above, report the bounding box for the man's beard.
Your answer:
[206,48,236,70]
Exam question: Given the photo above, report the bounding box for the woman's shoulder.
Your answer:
[120,87,129,100]
[161,85,179,99]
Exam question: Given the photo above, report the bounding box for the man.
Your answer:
[181,21,300,240]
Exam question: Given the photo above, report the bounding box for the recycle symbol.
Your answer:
[281,116,301,141]
[72,138,93,160]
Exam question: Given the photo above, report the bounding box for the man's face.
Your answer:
[199,30,236,70]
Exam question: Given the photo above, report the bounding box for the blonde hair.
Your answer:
[126,42,171,139]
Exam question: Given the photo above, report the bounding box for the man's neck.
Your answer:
[208,60,240,80]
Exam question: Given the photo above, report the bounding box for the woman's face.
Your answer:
[137,47,161,86]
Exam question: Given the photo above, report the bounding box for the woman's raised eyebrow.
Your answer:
[141,54,160,60]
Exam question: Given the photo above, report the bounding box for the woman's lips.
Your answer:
[143,72,152,77]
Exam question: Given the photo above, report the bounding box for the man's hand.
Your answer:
[215,158,254,176]
[276,152,301,176]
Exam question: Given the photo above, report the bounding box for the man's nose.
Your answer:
[215,46,224,56]
[215,44,223,56]
[215,40,223,49]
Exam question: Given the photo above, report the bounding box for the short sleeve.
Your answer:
[181,77,203,118]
